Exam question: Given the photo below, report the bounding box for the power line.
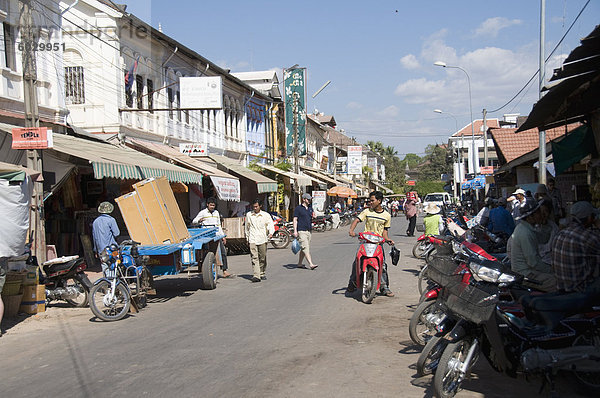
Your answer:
[489,0,591,114]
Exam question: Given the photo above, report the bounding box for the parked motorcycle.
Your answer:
[89,240,153,321]
[24,236,92,307]
[270,214,291,249]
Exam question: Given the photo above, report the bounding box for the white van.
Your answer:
[422,192,452,209]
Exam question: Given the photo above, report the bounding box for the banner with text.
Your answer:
[312,190,326,213]
[209,176,240,202]
[180,76,223,109]
[347,146,363,175]
[284,67,307,157]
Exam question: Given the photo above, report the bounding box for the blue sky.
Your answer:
[125,0,598,157]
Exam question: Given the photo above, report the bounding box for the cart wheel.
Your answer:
[201,252,217,290]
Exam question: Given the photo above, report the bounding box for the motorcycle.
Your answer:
[270,214,291,249]
[89,240,153,321]
[432,255,600,397]
[351,232,396,304]
[24,236,92,307]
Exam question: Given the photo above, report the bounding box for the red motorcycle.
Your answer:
[353,232,390,304]
[270,214,291,249]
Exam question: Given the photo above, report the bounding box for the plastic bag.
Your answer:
[291,239,301,254]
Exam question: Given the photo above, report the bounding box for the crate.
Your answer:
[440,281,498,325]
[2,278,22,296]
[223,217,245,239]
[2,293,22,318]
[427,256,464,287]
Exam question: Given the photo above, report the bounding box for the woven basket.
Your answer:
[2,279,22,296]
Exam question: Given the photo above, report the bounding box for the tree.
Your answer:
[419,144,452,181]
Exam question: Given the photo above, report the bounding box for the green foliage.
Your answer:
[419,145,452,181]
[362,165,373,185]
[412,180,446,197]
[275,161,293,172]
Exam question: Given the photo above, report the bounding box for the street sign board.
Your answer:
[180,76,223,109]
[479,166,494,175]
[284,67,307,157]
[11,127,53,149]
[407,180,416,186]
[179,143,208,157]
[347,146,362,175]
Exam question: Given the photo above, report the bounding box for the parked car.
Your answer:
[422,192,452,209]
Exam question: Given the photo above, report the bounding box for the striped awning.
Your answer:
[209,154,277,193]
[50,133,201,184]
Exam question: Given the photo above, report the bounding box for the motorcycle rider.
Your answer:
[347,191,395,297]
[423,203,444,236]
[552,201,600,293]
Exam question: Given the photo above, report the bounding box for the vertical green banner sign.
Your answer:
[284,67,307,156]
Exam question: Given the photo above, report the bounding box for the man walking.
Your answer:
[294,193,318,270]
[403,193,417,236]
[92,202,120,256]
[245,198,275,282]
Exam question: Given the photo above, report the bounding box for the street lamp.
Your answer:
[434,61,477,176]
[434,109,463,199]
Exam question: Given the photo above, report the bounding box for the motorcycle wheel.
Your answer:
[570,333,600,394]
[434,338,474,398]
[361,268,378,304]
[412,240,428,259]
[425,248,437,265]
[325,220,333,231]
[65,279,89,307]
[417,335,448,376]
[136,267,153,309]
[271,230,290,249]
[201,252,217,290]
[89,280,130,321]
[409,299,436,346]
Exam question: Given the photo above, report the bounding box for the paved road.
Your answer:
[0,217,584,397]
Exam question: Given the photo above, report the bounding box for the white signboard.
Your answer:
[179,143,208,157]
[311,190,326,213]
[209,176,240,202]
[180,76,223,109]
[347,146,363,175]
[367,157,378,176]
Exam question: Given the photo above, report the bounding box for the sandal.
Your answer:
[221,272,236,278]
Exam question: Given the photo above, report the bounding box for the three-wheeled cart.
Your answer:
[128,226,222,290]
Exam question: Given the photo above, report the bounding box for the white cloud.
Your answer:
[474,17,522,38]
[377,105,400,117]
[400,54,420,70]
[394,78,446,104]
[346,101,363,110]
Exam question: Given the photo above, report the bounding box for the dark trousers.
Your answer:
[348,248,390,290]
[407,215,417,236]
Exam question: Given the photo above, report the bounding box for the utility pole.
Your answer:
[21,0,46,262]
[538,0,547,185]
[333,142,337,181]
[482,108,488,167]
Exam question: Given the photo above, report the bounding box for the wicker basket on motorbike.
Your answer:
[434,236,454,256]
[427,256,464,287]
[440,280,499,325]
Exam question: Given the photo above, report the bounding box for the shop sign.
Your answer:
[407,180,416,186]
[311,190,326,212]
[209,176,240,201]
[320,155,328,170]
[179,143,208,157]
[12,127,53,149]
[347,146,363,175]
[180,76,223,109]
[479,166,494,175]
[284,67,307,156]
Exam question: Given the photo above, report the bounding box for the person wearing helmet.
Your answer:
[92,201,120,257]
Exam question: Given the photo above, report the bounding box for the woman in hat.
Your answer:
[423,203,444,236]
[92,201,120,257]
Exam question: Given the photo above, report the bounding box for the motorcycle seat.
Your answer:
[43,257,84,275]
[520,290,600,330]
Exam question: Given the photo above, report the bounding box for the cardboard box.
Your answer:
[223,217,245,239]
[115,191,156,245]
[22,266,39,286]
[20,284,46,314]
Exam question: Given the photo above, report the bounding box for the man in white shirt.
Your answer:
[192,197,232,278]
[245,198,275,282]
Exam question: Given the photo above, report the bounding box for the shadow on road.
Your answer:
[403,268,420,276]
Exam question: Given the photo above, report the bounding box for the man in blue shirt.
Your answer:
[488,197,515,237]
[294,193,318,270]
[92,201,120,255]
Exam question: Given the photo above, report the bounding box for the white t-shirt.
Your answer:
[193,208,224,237]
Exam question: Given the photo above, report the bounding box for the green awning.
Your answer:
[209,155,277,193]
[50,133,201,184]
[0,170,25,182]
[551,124,597,175]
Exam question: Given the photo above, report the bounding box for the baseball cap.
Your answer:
[570,201,599,220]
[302,193,312,200]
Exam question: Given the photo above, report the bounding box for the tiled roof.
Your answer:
[452,119,500,137]
[490,123,581,164]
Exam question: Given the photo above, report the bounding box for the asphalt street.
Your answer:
[0,217,586,397]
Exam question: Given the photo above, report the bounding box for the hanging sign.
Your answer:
[179,143,208,157]
[12,127,53,149]
[347,146,363,175]
[209,176,240,202]
[284,67,307,156]
[180,76,223,109]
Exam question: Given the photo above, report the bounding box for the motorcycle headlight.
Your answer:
[470,262,501,282]
[100,248,110,263]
